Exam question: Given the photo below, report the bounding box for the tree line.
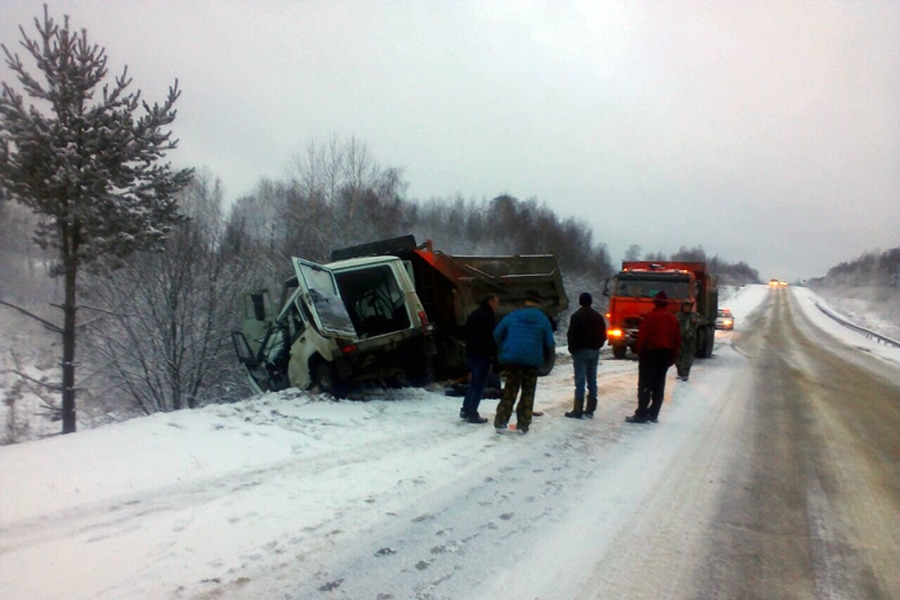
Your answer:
[0,7,760,440]
[808,248,900,288]
[622,244,760,287]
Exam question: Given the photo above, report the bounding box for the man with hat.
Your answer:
[493,289,555,434]
[626,290,681,424]
[565,292,607,419]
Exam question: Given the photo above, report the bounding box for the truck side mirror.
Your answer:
[602,278,610,297]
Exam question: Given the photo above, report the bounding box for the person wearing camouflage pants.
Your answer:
[675,300,702,381]
[494,365,539,432]
[492,290,555,434]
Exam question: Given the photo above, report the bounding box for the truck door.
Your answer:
[292,258,357,337]
[239,289,276,356]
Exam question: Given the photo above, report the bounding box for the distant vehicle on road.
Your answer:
[716,308,735,330]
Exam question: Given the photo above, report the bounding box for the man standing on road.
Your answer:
[493,289,555,434]
[460,293,499,424]
[565,292,607,419]
[627,290,681,424]
[675,300,702,381]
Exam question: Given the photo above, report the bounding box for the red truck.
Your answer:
[604,261,718,359]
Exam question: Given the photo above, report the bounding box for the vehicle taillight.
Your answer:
[418,310,430,331]
[608,328,624,338]
[338,340,358,354]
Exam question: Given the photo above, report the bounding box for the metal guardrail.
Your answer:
[814,302,900,349]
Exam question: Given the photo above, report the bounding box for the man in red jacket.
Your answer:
[626,290,682,424]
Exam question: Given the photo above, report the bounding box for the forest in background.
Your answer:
[808,248,900,289]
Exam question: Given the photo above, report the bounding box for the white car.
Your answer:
[715,308,734,330]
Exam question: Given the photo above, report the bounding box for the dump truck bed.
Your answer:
[332,235,569,378]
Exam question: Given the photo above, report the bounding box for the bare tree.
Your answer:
[81,174,245,413]
[623,244,642,263]
[672,245,707,262]
[0,7,192,432]
[279,135,407,259]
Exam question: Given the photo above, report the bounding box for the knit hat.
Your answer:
[653,290,670,306]
[524,289,541,303]
[579,292,592,306]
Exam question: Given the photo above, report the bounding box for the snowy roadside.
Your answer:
[0,285,769,523]
[0,285,763,599]
[0,283,896,599]
[808,285,900,343]
[792,286,900,366]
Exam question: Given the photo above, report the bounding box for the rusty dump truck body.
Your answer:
[331,235,569,379]
[605,261,718,359]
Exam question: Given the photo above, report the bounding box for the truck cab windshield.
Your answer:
[614,277,690,299]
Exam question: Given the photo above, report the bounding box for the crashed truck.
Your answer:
[232,235,568,397]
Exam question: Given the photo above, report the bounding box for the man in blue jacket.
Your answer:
[493,290,555,434]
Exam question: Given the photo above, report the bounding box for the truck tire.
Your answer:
[405,354,434,387]
[312,359,348,398]
[696,325,714,358]
[612,344,627,360]
[400,338,436,387]
[695,328,707,359]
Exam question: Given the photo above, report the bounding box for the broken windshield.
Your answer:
[292,260,357,335]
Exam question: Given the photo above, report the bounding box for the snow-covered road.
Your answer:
[1,285,898,599]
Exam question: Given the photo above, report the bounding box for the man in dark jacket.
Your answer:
[493,290,555,434]
[565,292,607,419]
[460,293,499,424]
[627,290,681,424]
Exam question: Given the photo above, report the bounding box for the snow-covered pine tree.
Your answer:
[0,6,192,433]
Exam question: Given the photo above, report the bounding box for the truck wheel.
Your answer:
[405,353,434,387]
[695,329,707,359]
[612,345,626,360]
[705,325,715,357]
[313,359,348,398]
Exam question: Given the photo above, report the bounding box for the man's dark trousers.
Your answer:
[462,355,491,417]
[637,348,672,420]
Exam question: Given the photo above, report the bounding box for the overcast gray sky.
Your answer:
[3,1,898,281]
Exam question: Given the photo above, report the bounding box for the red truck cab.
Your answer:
[604,261,718,359]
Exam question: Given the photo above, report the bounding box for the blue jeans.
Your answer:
[571,348,600,413]
[462,355,491,417]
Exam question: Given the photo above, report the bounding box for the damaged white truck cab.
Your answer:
[232,255,436,397]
